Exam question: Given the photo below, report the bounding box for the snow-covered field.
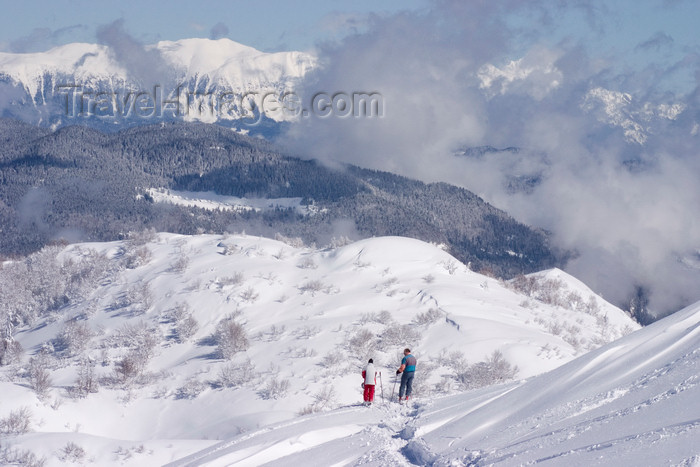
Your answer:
[0,233,656,465]
[143,188,309,215]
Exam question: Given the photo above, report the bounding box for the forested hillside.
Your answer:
[0,119,558,277]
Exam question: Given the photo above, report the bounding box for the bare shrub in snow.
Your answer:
[28,357,52,399]
[221,243,240,255]
[376,277,398,292]
[109,322,160,384]
[58,442,86,463]
[413,308,442,326]
[299,386,337,415]
[109,321,160,357]
[454,350,518,390]
[259,375,290,400]
[275,233,305,248]
[176,377,207,399]
[72,360,99,398]
[217,358,256,388]
[55,319,93,356]
[127,228,156,246]
[347,328,378,362]
[240,286,259,303]
[297,256,317,269]
[125,282,153,314]
[256,324,286,342]
[0,338,23,366]
[326,236,351,249]
[114,351,147,383]
[124,245,152,269]
[169,254,189,273]
[175,316,199,343]
[380,324,421,347]
[359,310,395,326]
[217,273,244,288]
[0,407,32,434]
[320,351,343,369]
[442,260,459,275]
[0,445,45,467]
[215,315,249,359]
[166,302,199,343]
[298,280,324,296]
[295,325,320,340]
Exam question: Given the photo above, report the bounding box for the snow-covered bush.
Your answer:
[217,273,244,288]
[346,328,378,362]
[54,319,93,356]
[109,322,161,384]
[0,407,32,434]
[297,256,317,269]
[114,350,152,384]
[294,325,320,340]
[239,286,259,302]
[380,324,421,347]
[0,338,23,366]
[124,283,153,315]
[28,357,52,399]
[454,350,518,390]
[255,324,286,342]
[326,236,351,249]
[215,315,249,359]
[298,386,336,415]
[165,302,199,343]
[413,308,442,326]
[217,358,256,388]
[320,351,343,369]
[58,442,86,463]
[298,280,325,296]
[175,316,199,343]
[259,375,290,400]
[123,245,152,269]
[0,444,44,467]
[127,228,157,246]
[72,360,99,398]
[274,233,305,248]
[176,377,207,399]
[169,253,189,273]
[442,260,459,275]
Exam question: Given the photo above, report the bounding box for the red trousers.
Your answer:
[363,384,375,402]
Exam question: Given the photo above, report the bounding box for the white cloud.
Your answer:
[282,0,700,315]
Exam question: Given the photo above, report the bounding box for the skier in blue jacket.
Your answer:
[396,348,417,402]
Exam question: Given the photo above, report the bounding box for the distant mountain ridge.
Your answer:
[0,118,559,278]
[0,38,315,131]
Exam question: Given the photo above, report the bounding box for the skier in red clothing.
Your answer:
[362,359,377,405]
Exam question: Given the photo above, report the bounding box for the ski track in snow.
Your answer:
[167,396,424,466]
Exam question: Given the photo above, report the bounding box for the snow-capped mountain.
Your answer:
[0,233,638,465]
[0,38,316,128]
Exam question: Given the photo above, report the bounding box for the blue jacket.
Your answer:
[402,354,417,372]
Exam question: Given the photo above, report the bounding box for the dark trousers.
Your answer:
[399,371,414,398]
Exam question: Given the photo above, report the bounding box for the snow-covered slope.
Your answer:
[415,299,700,465]
[0,233,637,465]
[171,298,700,466]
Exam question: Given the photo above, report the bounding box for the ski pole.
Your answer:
[379,372,384,403]
[391,375,397,401]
